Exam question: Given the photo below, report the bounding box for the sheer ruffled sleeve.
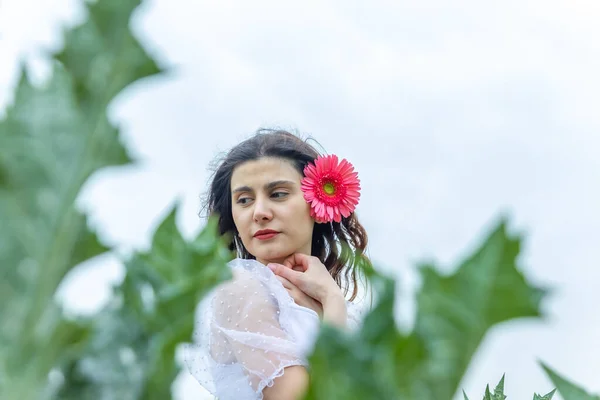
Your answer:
[184,259,316,400]
[346,298,367,331]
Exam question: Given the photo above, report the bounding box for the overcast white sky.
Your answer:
[1,0,599,398]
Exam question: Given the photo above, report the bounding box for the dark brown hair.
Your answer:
[201,128,371,301]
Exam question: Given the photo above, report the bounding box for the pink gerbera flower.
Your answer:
[301,154,361,223]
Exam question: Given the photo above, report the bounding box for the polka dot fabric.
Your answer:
[184,258,365,400]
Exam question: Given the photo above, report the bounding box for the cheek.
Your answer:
[292,202,314,232]
[299,201,313,223]
[231,209,246,234]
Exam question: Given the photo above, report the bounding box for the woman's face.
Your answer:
[230,157,315,265]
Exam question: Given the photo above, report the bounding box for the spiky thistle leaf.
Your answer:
[541,362,600,400]
[533,389,556,400]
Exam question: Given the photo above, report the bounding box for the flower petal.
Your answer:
[301,154,361,223]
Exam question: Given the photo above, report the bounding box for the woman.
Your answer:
[185,129,372,400]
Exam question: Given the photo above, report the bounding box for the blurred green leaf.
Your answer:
[55,0,161,108]
[413,219,547,398]
[0,0,162,397]
[541,362,600,400]
[56,207,232,400]
[304,273,413,400]
[305,218,548,400]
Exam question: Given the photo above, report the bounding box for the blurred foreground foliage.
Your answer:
[0,0,597,399]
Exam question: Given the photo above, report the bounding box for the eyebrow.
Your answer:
[232,180,296,194]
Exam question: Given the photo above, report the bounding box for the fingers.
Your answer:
[275,276,302,304]
[274,272,323,317]
[275,275,293,290]
[268,262,302,284]
[282,253,312,272]
[277,277,313,309]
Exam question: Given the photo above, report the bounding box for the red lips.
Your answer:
[253,229,279,240]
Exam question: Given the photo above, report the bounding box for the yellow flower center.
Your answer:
[323,182,335,195]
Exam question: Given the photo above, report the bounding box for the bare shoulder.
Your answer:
[262,365,309,400]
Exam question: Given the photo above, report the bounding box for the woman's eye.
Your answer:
[237,197,252,205]
[272,192,288,199]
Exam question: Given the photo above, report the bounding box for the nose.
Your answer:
[253,197,273,222]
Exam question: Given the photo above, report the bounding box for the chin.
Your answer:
[252,247,291,264]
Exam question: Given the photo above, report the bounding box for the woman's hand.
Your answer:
[267,253,347,328]
[274,275,324,318]
[267,253,340,304]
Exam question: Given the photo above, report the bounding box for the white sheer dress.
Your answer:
[184,258,365,400]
